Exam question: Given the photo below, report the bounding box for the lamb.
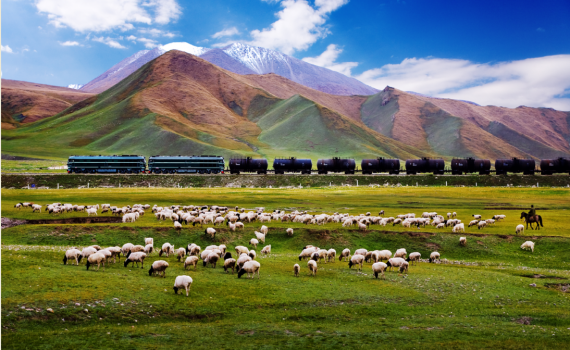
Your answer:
[149,260,169,277]
[214,216,225,226]
[260,225,268,235]
[159,243,174,257]
[308,260,318,276]
[516,224,524,235]
[520,241,535,252]
[173,275,193,296]
[235,245,249,256]
[339,248,350,262]
[394,248,407,259]
[372,262,388,279]
[386,257,406,272]
[472,214,482,220]
[184,256,199,270]
[203,252,220,268]
[236,253,253,270]
[145,238,154,246]
[436,223,445,229]
[187,243,201,256]
[358,222,368,232]
[86,252,106,271]
[63,248,82,265]
[144,244,154,255]
[377,250,392,261]
[254,231,266,243]
[285,263,297,278]
[204,227,216,239]
[174,221,182,231]
[223,253,236,274]
[248,250,257,260]
[477,221,487,230]
[249,238,259,249]
[124,251,147,268]
[348,254,364,271]
[237,260,261,279]
[406,252,421,266]
[447,212,452,219]
[261,245,271,255]
[86,208,98,216]
[176,248,186,262]
[327,249,336,262]
[452,223,465,233]
[459,237,467,246]
[32,204,42,213]
[286,228,294,236]
[130,245,145,253]
[429,252,441,263]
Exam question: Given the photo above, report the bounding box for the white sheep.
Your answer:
[459,237,467,246]
[236,253,252,270]
[235,245,249,256]
[203,252,220,268]
[429,252,440,263]
[372,262,388,279]
[145,237,154,246]
[386,257,406,272]
[472,214,481,220]
[516,224,524,235]
[224,258,237,274]
[86,252,106,271]
[176,247,186,262]
[293,263,300,277]
[204,227,216,239]
[228,223,236,232]
[453,223,465,233]
[308,260,318,276]
[238,260,261,279]
[394,248,407,259]
[286,228,294,236]
[261,245,271,255]
[121,243,134,257]
[149,260,169,277]
[248,250,257,260]
[249,238,259,249]
[436,223,445,229]
[63,248,82,265]
[348,255,364,271]
[521,241,535,252]
[468,220,479,228]
[235,222,244,230]
[144,244,154,255]
[86,208,98,216]
[339,248,350,262]
[377,250,392,261]
[407,252,421,266]
[298,248,315,261]
[184,256,199,270]
[327,249,336,262]
[477,221,487,230]
[173,275,193,296]
[254,231,266,243]
[159,243,174,257]
[81,247,98,261]
[124,251,147,268]
[260,225,268,235]
[354,248,368,256]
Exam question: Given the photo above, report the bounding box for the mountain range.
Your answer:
[2,49,569,162]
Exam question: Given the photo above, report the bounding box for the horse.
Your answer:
[520,212,543,230]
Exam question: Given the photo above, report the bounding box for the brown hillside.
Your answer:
[1,79,95,128]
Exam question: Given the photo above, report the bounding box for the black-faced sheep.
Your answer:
[237,260,261,279]
[149,260,169,277]
[339,248,350,262]
[86,252,106,271]
[124,251,147,268]
[348,255,364,271]
[184,256,199,270]
[429,252,440,263]
[372,262,388,279]
[173,275,193,297]
[406,252,421,266]
[308,260,318,276]
[63,248,82,265]
[386,257,406,271]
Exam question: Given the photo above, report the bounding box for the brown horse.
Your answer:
[520,212,543,230]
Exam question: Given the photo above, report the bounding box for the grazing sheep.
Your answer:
[144,244,154,255]
[358,222,368,232]
[81,247,98,261]
[348,255,364,271]
[308,260,318,276]
[236,253,252,270]
[452,223,465,233]
[145,238,154,246]
[399,261,409,273]
[386,257,406,272]
[98,249,113,263]
[176,248,186,262]
[477,221,487,230]
[327,249,336,262]
[468,220,479,228]
[452,212,457,218]
[394,248,407,259]
[407,252,421,266]
[203,252,220,268]
[298,248,316,261]
[516,224,524,235]
[149,260,169,277]
[354,248,368,257]
[86,208,98,216]
[184,256,199,270]
[459,237,467,246]
[130,245,145,253]
[376,250,392,262]
[286,228,294,236]
[436,223,445,229]
[260,225,268,235]
[372,262,388,279]
[235,245,249,256]
[159,243,174,257]
[235,222,244,230]
[173,275,193,296]
[248,250,257,260]
[254,231,266,243]
[472,214,482,220]
[249,238,259,249]
[261,245,271,255]
[32,204,42,213]
[124,251,147,268]
[493,214,506,221]
[339,248,350,262]
[204,227,216,239]
[63,248,82,265]
[521,241,535,252]
[121,243,134,257]
[429,252,441,263]
[228,223,236,232]
[14,203,22,210]
[237,260,261,279]
[86,252,106,271]
[174,221,182,232]
[293,264,300,277]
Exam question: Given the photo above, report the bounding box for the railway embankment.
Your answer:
[2,173,569,189]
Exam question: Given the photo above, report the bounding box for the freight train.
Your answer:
[67,155,570,175]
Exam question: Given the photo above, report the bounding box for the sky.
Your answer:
[2,0,570,109]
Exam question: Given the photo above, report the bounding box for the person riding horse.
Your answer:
[528,205,537,222]
[520,205,543,230]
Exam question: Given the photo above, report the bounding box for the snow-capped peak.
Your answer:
[159,42,209,56]
[68,84,84,90]
[221,42,290,74]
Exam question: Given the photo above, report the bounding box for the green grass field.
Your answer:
[2,187,569,349]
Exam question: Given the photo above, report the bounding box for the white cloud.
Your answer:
[356,55,570,110]
[2,45,14,53]
[92,36,127,49]
[36,0,181,32]
[59,41,81,46]
[302,44,358,76]
[126,35,138,41]
[137,37,159,48]
[248,0,349,54]
[138,28,176,38]
[212,27,240,39]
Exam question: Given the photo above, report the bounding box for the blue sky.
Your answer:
[2,0,570,109]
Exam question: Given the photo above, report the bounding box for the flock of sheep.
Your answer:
[40,202,538,297]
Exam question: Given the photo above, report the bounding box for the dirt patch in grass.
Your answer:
[515,316,532,325]
[236,330,255,335]
[26,217,123,225]
[1,217,27,229]
[426,242,441,250]
[476,241,485,245]
[521,274,567,280]
[544,283,569,292]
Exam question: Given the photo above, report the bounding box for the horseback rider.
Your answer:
[528,205,537,221]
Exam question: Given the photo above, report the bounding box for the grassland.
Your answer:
[2,187,570,349]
